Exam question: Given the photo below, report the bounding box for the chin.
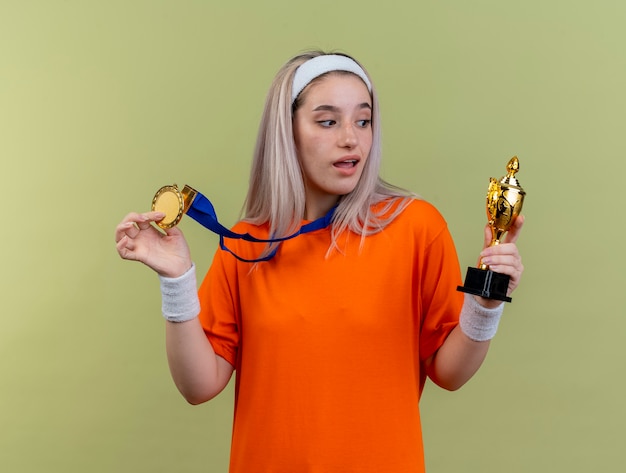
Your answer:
[333,183,359,197]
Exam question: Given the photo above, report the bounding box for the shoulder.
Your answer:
[231,219,270,236]
[371,197,451,248]
[375,197,447,229]
[206,219,272,266]
[401,198,446,222]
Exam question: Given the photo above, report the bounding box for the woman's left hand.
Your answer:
[479,215,525,297]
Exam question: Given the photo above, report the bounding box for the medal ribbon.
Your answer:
[186,191,335,263]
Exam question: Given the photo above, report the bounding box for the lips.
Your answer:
[333,157,360,168]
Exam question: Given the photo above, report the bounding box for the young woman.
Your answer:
[115,50,524,472]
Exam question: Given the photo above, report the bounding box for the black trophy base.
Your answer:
[457,267,512,303]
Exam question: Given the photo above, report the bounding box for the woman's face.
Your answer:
[293,73,373,220]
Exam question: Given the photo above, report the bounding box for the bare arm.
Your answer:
[425,216,525,390]
[115,211,233,404]
[424,323,490,391]
[166,318,234,404]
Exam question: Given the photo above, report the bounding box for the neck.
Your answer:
[304,196,340,221]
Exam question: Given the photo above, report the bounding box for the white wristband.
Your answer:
[459,293,504,342]
[158,264,200,323]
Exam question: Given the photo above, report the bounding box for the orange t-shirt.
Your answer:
[198,198,463,472]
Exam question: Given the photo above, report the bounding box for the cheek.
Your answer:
[298,134,326,162]
[361,134,373,157]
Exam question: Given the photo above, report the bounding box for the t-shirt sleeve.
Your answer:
[197,247,240,368]
[417,211,464,362]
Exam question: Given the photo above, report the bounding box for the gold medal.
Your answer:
[151,184,198,229]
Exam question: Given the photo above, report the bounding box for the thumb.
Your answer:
[482,224,492,250]
[503,214,525,244]
[164,226,185,238]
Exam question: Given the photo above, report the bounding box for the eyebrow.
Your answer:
[312,103,372,112]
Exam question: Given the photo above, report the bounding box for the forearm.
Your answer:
[426,214,523,390]
[426,325,490,391]
[426,294,504,391]
[159,264,233,404]
[165,319,233,404]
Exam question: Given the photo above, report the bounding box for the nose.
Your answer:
[339,123,358,148]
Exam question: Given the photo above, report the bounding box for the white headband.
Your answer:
[291,54,372,103]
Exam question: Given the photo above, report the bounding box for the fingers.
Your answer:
[115,221,139,242]
[477,215,525,295]
[115,212,165,240]
[480,248,523,274]
[114,211,166,261]
[481,215,525,249]
[116,234,137,261]
[115,222,144,261]
[480,242,524,294]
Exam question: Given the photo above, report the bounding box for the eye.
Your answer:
[356,119,371,128]
[317,120,336,127]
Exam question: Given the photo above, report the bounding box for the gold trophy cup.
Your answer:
[457,156,526,302]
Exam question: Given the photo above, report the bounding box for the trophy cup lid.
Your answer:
[500,156,525,193]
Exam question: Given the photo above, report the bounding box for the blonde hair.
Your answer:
[243,50,415,258]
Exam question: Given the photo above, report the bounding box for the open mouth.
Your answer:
[333,159,359,168]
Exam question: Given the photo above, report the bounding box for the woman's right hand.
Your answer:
[115,211,193,278]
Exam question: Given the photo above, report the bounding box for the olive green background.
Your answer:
[2,1,624,472]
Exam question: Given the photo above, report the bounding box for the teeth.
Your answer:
[334,159,358,167]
